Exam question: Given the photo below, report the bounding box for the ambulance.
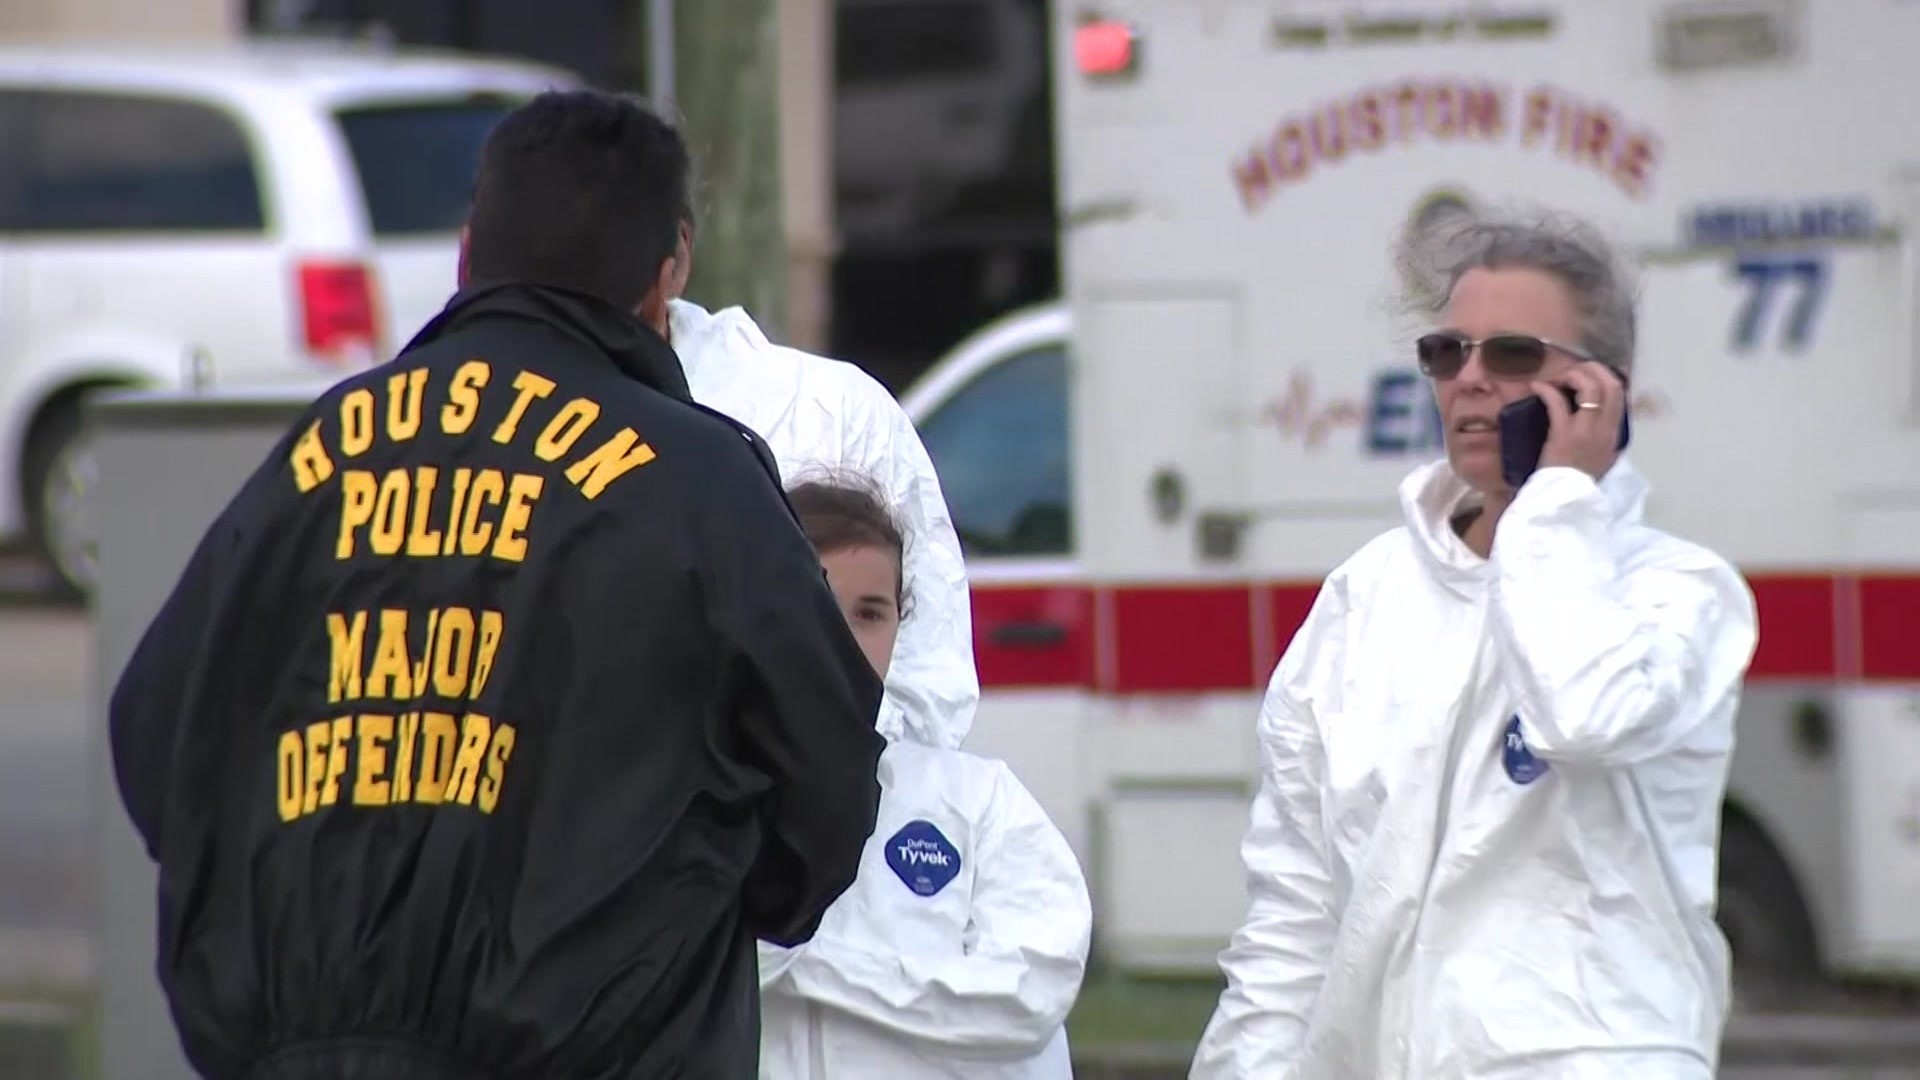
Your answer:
[903,0,1920,1004]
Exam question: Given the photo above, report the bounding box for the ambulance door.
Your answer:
[1070,289,1270,973]
[1818,172,1920,975]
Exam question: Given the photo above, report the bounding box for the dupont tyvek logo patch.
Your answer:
[886,820,961,897]
[1503,714,1550,785]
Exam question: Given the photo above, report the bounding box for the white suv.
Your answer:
[0,41,573,595]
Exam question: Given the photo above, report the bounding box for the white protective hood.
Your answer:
[668,301,1088,1076]
[1191,457,1759,1079]
[668,299,978,749]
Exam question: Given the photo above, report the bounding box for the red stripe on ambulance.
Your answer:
[968,573,1920,691]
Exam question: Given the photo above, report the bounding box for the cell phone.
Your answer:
[1497,386,1631,490]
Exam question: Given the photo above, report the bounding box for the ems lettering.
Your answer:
[286,359,661,563]
[1260,368,1442,453]
[1365,371,1444,455]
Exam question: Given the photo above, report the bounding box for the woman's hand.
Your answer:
[1533,361,1625,481]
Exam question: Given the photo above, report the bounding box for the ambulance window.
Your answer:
[917,343,1071,558]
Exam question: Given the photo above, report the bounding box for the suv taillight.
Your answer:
[298,260,381,366]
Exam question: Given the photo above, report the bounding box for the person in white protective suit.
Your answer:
[1191,210,1760,1080]
[759,477,1092,1078]
[659,218,974,752]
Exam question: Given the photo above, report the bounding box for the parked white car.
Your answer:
[0,40,574,594]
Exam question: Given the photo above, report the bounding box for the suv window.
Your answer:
[4,90,264,233]
[917,342,1072,558]
[335,99,520,236]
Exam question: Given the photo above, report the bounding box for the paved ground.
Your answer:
[1068,1018,1920,1077]
[0,557,94,992]
[1072,1062,1920,1078]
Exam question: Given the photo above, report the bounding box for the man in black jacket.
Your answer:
[108,90,887,1080]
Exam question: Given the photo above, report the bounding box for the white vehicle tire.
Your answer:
[25,399,101,601]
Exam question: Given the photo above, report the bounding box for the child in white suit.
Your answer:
[758,479,1092,1078]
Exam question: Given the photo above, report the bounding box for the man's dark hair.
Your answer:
[464,89,692,310]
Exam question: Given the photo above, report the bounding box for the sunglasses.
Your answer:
[1415,332,1596,380]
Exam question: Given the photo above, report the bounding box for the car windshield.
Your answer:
[334,97,522,236]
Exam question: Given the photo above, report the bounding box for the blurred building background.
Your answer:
[0,0,1057,392]
[0,0,230,41]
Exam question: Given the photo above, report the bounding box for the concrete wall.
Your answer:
[0,0,236,41]
[91,392,310,1080]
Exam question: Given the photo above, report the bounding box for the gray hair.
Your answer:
[1396,207,1639,373]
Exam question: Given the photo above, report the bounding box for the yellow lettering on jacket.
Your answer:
[289,421,335,493]
[563,429,657,499]
[386,369,428,442]
[493,371,557,444]
[326,607,505,702]
[332,466,543,563]
[274,713,518,823]
[440,360,491,435]
[280,609,518,824]
[291,361,662,550]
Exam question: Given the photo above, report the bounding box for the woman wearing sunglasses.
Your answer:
[1192,210,1759,1079]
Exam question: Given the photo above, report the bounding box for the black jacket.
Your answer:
[109,283,888,1079]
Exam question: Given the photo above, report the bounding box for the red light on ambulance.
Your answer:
[1075,19,1138,78]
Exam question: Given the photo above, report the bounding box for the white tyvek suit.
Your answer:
[1191,459,1759,1080]
[670,299,1089,1074]
[755,741,1092,1077]
[668,299,977,750]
